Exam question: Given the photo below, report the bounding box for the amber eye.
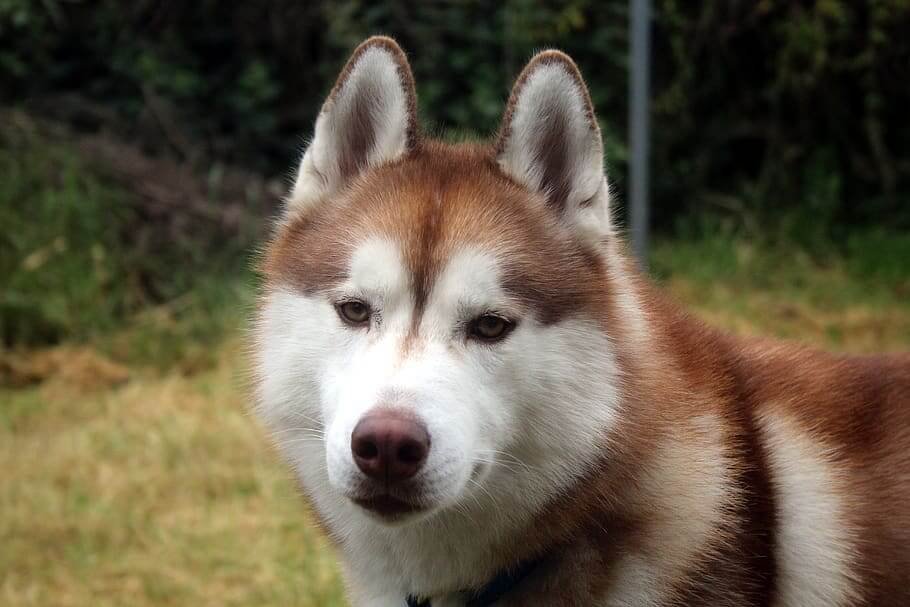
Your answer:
[469,314,515,342]
[336,300,371,326]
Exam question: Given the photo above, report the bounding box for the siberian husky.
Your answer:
[252,36,910,606]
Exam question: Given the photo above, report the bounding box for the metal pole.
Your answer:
[629,0,651,269]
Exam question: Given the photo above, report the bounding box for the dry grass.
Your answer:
[2,268,908,606]
[1,341,344,607]
[665,277,910,353]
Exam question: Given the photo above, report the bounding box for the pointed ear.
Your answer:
[288,36,418,216]
[495,51,609,241]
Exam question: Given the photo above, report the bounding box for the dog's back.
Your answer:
[644,294,910,605]
[739,341,910,605]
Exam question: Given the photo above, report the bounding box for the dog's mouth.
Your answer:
[347,462,493,521]
[352,493,425,519]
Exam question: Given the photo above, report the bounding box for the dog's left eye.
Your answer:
[468,314,515,342]
[336,300,371,326]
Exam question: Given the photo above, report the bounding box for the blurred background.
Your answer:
[2,1,908,605]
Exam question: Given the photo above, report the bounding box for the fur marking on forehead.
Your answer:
[265,144,610,326]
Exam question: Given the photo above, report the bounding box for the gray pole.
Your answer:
[629,0,651,268]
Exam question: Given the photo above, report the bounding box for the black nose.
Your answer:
[351,410,430,484]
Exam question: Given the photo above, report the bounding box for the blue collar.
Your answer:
[405,557,542,607]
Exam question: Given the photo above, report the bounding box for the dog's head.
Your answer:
[255,37,627,526]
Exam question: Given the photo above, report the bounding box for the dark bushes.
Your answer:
[3,1,908,232]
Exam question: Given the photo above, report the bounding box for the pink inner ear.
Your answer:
[532,98,575,213]
[335,77,382,180]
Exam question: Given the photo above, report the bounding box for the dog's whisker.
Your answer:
[466,477,500,509]
[282,411,325,426]
[471,456,525,476]
[269,426,325,436]
[474,450,537,473]
[277,435,325,445]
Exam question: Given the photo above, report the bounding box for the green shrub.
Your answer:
[0,120,132,344]
[0,117,254,350]
[2,1,907,238]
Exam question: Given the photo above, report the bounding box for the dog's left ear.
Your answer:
[496,51,609,242]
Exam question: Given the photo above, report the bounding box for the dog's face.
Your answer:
[255,38,621,526]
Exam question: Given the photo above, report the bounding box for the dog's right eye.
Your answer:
[468,313,515,343]
[336,300,371,327]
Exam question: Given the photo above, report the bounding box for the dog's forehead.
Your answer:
[264,143,607,324]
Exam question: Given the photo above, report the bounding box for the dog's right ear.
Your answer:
[287,36,418,217]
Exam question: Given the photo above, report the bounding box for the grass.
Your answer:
[2,232,908,606]
[1,338,346,607]
[652,227,910,352]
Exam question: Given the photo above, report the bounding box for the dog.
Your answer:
[252,36,910,606]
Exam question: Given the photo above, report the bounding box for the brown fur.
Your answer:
[483,288,910,606]
[264,141,611,329]
[259,37,910,606]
